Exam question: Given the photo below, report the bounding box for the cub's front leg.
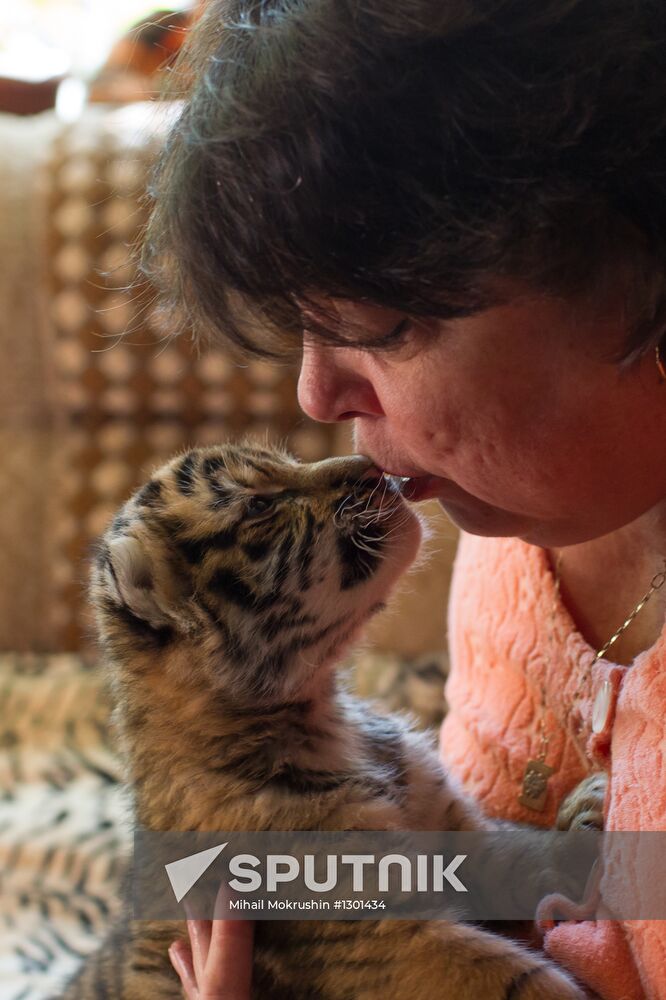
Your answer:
[556,772,608,831]
[268,917,590,1000]
[55,919,184,999]
[419,918,590,1000]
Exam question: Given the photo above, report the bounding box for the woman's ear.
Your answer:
[104,535,171,629]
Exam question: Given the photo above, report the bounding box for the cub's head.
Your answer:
[91,441,422,703]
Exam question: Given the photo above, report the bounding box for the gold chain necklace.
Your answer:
[519,553,666,812]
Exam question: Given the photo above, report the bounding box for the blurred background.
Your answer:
[0,0,458,661]
[0,0,192,113]
[0,4,458,995]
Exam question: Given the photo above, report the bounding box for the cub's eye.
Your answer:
[246,495,275,517]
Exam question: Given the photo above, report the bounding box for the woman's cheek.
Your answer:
[420,397,506,474]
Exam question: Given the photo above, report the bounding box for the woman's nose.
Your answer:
[297,341,384,423]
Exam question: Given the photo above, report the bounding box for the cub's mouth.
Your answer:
[336,470,403,521]
[334,471,408,590]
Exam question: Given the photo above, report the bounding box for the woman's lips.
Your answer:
[399,475,445,502]
[373,463,447,503]
[378,469,446,502]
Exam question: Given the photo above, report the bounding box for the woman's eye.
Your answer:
[369,318,413,349]
[246,495,274,516]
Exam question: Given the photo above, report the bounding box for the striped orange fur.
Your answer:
[57,440,594,999]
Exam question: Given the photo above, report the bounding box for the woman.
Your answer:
[147,1,666,996]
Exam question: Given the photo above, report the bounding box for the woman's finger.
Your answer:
[187,916,213,985]
[204,918,254,997]
[169,940,199,998]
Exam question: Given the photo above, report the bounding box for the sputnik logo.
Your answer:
[165,844,469,898]
[165,842,228,902]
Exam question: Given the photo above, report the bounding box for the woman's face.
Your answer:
[297,286,666,547]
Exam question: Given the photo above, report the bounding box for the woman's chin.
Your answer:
[437,499,567,548]
[435,495,533,539]
[436,502,493,535]
[402,474,542,539]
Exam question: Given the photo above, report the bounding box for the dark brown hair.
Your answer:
[143,0,666,365]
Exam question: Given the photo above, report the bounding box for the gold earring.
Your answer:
[657,343,666,381]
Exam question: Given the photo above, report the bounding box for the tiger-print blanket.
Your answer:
[0,650,447,999]
[0,654,131,1000]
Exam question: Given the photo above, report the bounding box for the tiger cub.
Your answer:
[59,440,590,1000]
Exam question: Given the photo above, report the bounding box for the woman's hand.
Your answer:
[168,912,254,999]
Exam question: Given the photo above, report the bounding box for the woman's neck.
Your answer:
[547,501,666,665]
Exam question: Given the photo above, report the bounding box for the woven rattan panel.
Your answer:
[43,106,336,653]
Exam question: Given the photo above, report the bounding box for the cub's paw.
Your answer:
[509,962,587,999]
[556,772,608,832]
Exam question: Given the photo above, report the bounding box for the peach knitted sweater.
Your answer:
[439,531,666,1000]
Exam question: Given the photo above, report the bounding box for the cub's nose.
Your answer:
[359,463,383,480]
[308,453,378,488]
[342,459,384,495]
[355,464,384,490]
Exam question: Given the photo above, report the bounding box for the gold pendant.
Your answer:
[519,758,554,812]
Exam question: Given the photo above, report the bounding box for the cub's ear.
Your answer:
[102,535,170,629]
